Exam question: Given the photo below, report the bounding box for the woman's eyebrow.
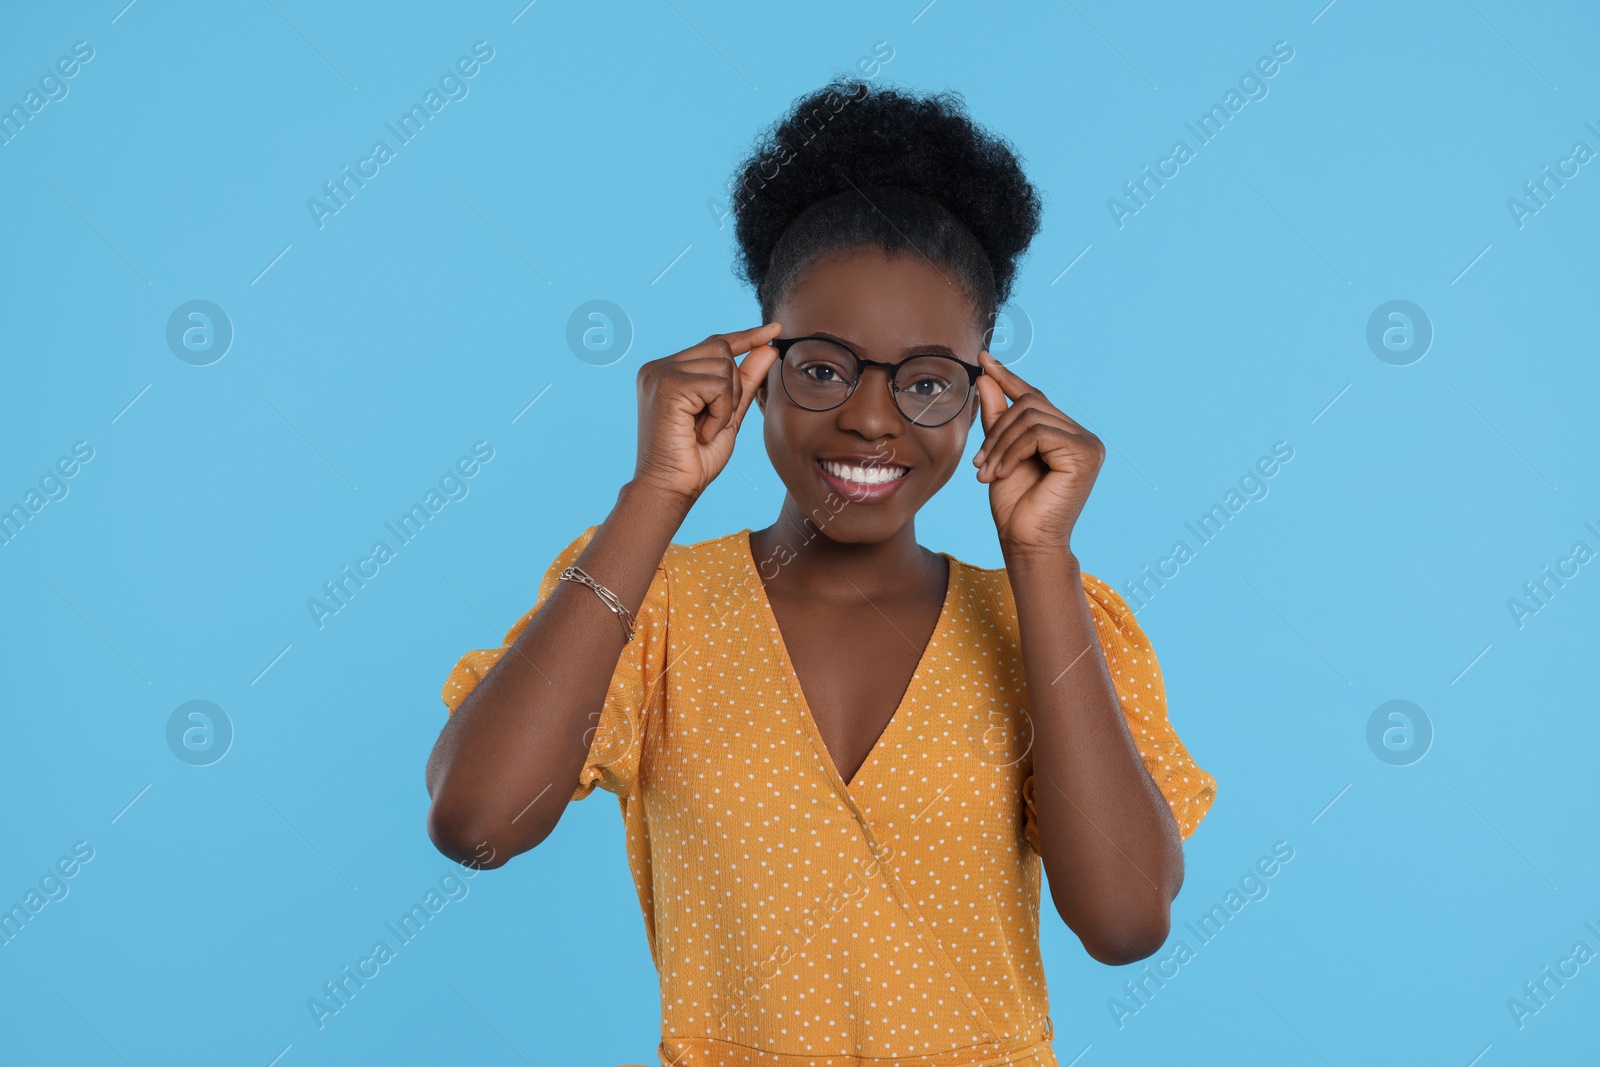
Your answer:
[811,330,962,358]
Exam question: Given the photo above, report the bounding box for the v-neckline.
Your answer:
[736,528,958,795]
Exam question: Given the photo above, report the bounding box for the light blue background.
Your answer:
[3,1,1596,1064]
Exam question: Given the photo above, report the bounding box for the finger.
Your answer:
[977,409,1045,480]
[682,323,782,442]
[698,371,738,444]
[979,429,1044,484]
[974,390,1034,465]
[668,322,783,367]
[975,387,1063,465]
[674,348,774,436]
[978,410,1076,480]
[976,363,1009,435]
[717,340,780,441]
[1038,393,1092,437]
[991,421,1101,482]
[982,423,1071,483]
[974,361,1077,467]
[708,321,785,361]
[978,350,1042,405]
[734,333,780,405]
[674,370,735,444]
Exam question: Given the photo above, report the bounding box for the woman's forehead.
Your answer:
[795,329,981,368]
[776,251,983,355]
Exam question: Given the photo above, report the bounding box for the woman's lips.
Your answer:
[814,458,911,502]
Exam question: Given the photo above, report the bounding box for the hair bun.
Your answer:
[728,77,1044,319]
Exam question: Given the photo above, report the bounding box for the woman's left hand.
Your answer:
[972,350,1105,557]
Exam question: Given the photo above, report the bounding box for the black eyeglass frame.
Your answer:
[769,335,984,428]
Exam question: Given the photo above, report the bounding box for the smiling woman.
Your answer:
[425,75,1215,1065]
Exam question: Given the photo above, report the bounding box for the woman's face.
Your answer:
[756,246,985,544]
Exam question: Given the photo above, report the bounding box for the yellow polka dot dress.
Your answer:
[442,525,1217,1066]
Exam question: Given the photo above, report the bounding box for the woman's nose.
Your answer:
[834,365,904,432]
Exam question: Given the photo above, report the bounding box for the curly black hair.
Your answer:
[727,76,1044,335]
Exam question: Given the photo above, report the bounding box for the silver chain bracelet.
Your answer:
[557,564,637,644]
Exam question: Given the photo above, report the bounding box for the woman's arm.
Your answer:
[970,349,1182,965]
[424,323,782,870]
[424,479,691,867]
[1006,547,1183,966]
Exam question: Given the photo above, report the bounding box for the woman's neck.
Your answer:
[752,501,939,604]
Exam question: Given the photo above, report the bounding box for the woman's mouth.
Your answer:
[814,457,911,502]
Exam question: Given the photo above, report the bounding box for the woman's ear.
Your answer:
[756,376,768,413]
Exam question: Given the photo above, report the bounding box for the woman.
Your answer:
[425,77,1216,1065]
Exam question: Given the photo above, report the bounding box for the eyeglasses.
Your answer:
[770,335,983,428]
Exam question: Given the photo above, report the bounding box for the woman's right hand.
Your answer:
[631,322,783,503]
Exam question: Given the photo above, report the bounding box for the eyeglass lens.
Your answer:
[781,339,970,426]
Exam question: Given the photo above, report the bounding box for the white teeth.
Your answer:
[820,459,910,485]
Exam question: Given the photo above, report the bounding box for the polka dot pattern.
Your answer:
[441,525,1217,1065]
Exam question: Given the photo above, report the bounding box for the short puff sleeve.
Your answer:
[439,524,670,802]
[1022,572,1217,850]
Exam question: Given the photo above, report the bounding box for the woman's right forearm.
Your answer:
[425,479,692,866]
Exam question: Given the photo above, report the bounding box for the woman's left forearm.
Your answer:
[1006,543,1183,966]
